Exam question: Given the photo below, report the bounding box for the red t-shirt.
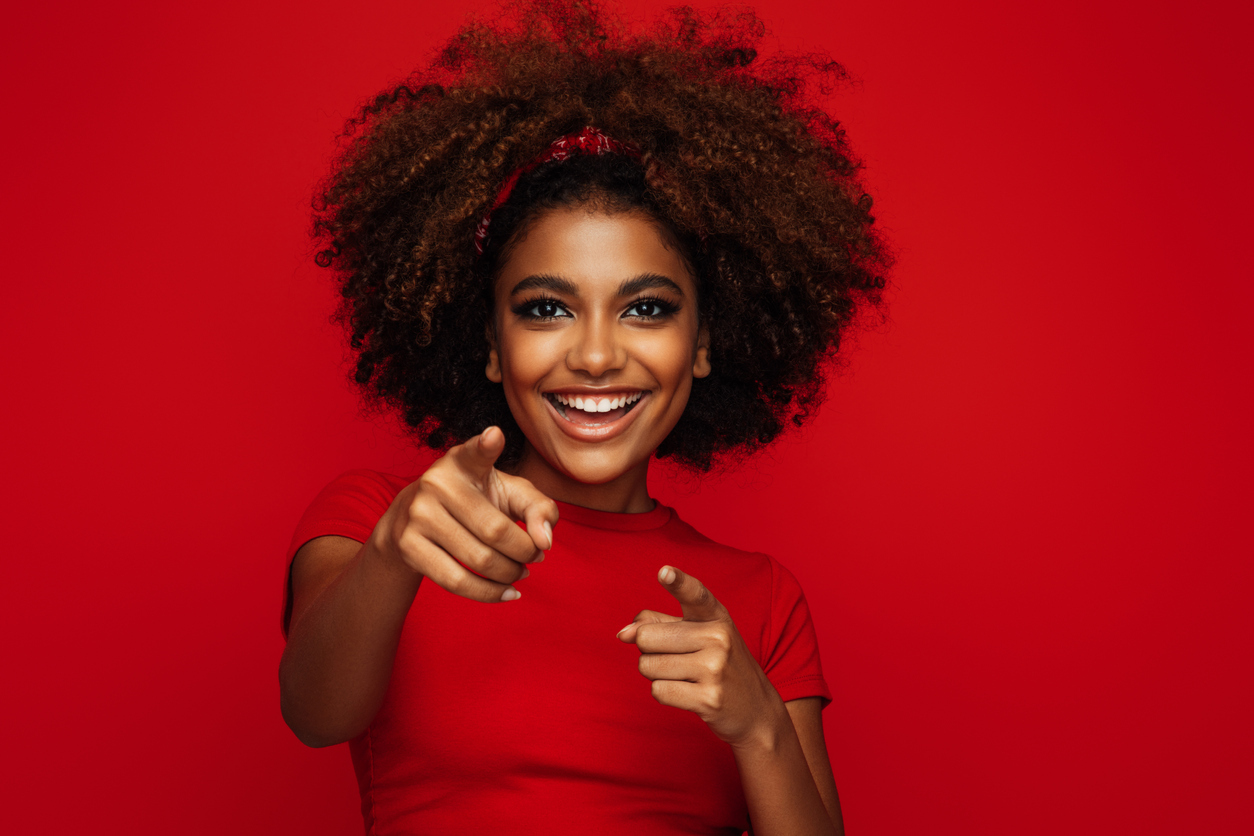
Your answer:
[285,470,831,835]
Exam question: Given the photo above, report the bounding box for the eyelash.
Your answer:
[512,296,678,321]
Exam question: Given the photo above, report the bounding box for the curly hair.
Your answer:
[312,0,890,471]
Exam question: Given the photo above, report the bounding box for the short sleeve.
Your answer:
[281,469,410,635]
[761,556,832,708]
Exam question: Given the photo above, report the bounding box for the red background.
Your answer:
[3,0,1250,832]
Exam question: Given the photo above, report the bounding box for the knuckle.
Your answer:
[702,686,722,713]
[484,516,512,542]
[418,466,447,492]
[426,476,457,504]
[470,543,497,570]
[701,623,729,647]
[408,492,440,523]
[396,529,427,558]
[443,572,470,596]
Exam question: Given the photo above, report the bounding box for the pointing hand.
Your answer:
[618,566,784,747]
[373,426,558,602]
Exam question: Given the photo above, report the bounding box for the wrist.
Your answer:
[364,530,425,588]
[728,694,793,756]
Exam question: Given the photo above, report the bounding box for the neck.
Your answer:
[510,447,655,514]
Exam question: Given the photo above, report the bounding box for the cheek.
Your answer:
[636,335,698,412]
[653,327,700,381]
[497,329,557,390]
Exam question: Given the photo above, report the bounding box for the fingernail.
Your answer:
[659,566,676,584]
[520,568,530,579]
[542,520,553,550]
[501,588,520,601]
[616,623,634,637]
[534,553,545,563]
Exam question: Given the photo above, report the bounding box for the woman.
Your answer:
[280,2,888,832]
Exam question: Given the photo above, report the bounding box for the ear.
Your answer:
[485,321,503,383]
[693,324,711,379]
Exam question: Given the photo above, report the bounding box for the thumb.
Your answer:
[493,470,560,552]
[658,566,726,622]
[616,609,682,644]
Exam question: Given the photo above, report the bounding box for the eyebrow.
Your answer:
[508,273,579,297]
[617,273,685,298]
[508,272,685,298]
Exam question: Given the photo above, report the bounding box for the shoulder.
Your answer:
[310,469,413,512]
[286,470,415,558]
[659,509,807,612]
[280,470,416,636]
[659,507,756,557]
[662,508,795,574]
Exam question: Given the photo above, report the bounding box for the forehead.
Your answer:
[495,207,694,295]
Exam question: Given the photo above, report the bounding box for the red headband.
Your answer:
[473,126,642,255]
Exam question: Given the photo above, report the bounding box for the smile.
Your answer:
[543,391,647,434]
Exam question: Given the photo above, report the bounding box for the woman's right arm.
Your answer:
[278,427,557,747]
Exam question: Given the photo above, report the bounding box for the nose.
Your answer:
[566,312,627,377]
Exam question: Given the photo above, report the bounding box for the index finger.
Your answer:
[658,566,726,622]
[445,426,507,485]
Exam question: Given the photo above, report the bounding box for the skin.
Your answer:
[485,206,710,513]
[280,206,843,834]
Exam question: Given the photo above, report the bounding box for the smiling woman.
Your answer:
[281,1,888,833]
[488,208,710,510]
[313,28,888,474]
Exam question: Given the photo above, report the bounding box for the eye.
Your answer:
[514,298,571,320]
[624,298,675,319]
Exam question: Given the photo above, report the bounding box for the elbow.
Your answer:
[279,667,358,748]
[288,725,333,749]
[291,728,342,749]
[280,692,354,749]
[278,645,378,747]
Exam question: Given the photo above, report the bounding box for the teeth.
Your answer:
[551,392,643,414]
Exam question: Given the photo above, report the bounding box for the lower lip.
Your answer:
[543,394,650,442]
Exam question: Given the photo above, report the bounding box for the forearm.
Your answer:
[279,538,422,747]
[734,700,841,836]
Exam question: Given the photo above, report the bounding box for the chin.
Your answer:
[551,448,646,487]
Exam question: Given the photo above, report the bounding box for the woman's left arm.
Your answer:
[618,567,842,836]
[783,697,844,834]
